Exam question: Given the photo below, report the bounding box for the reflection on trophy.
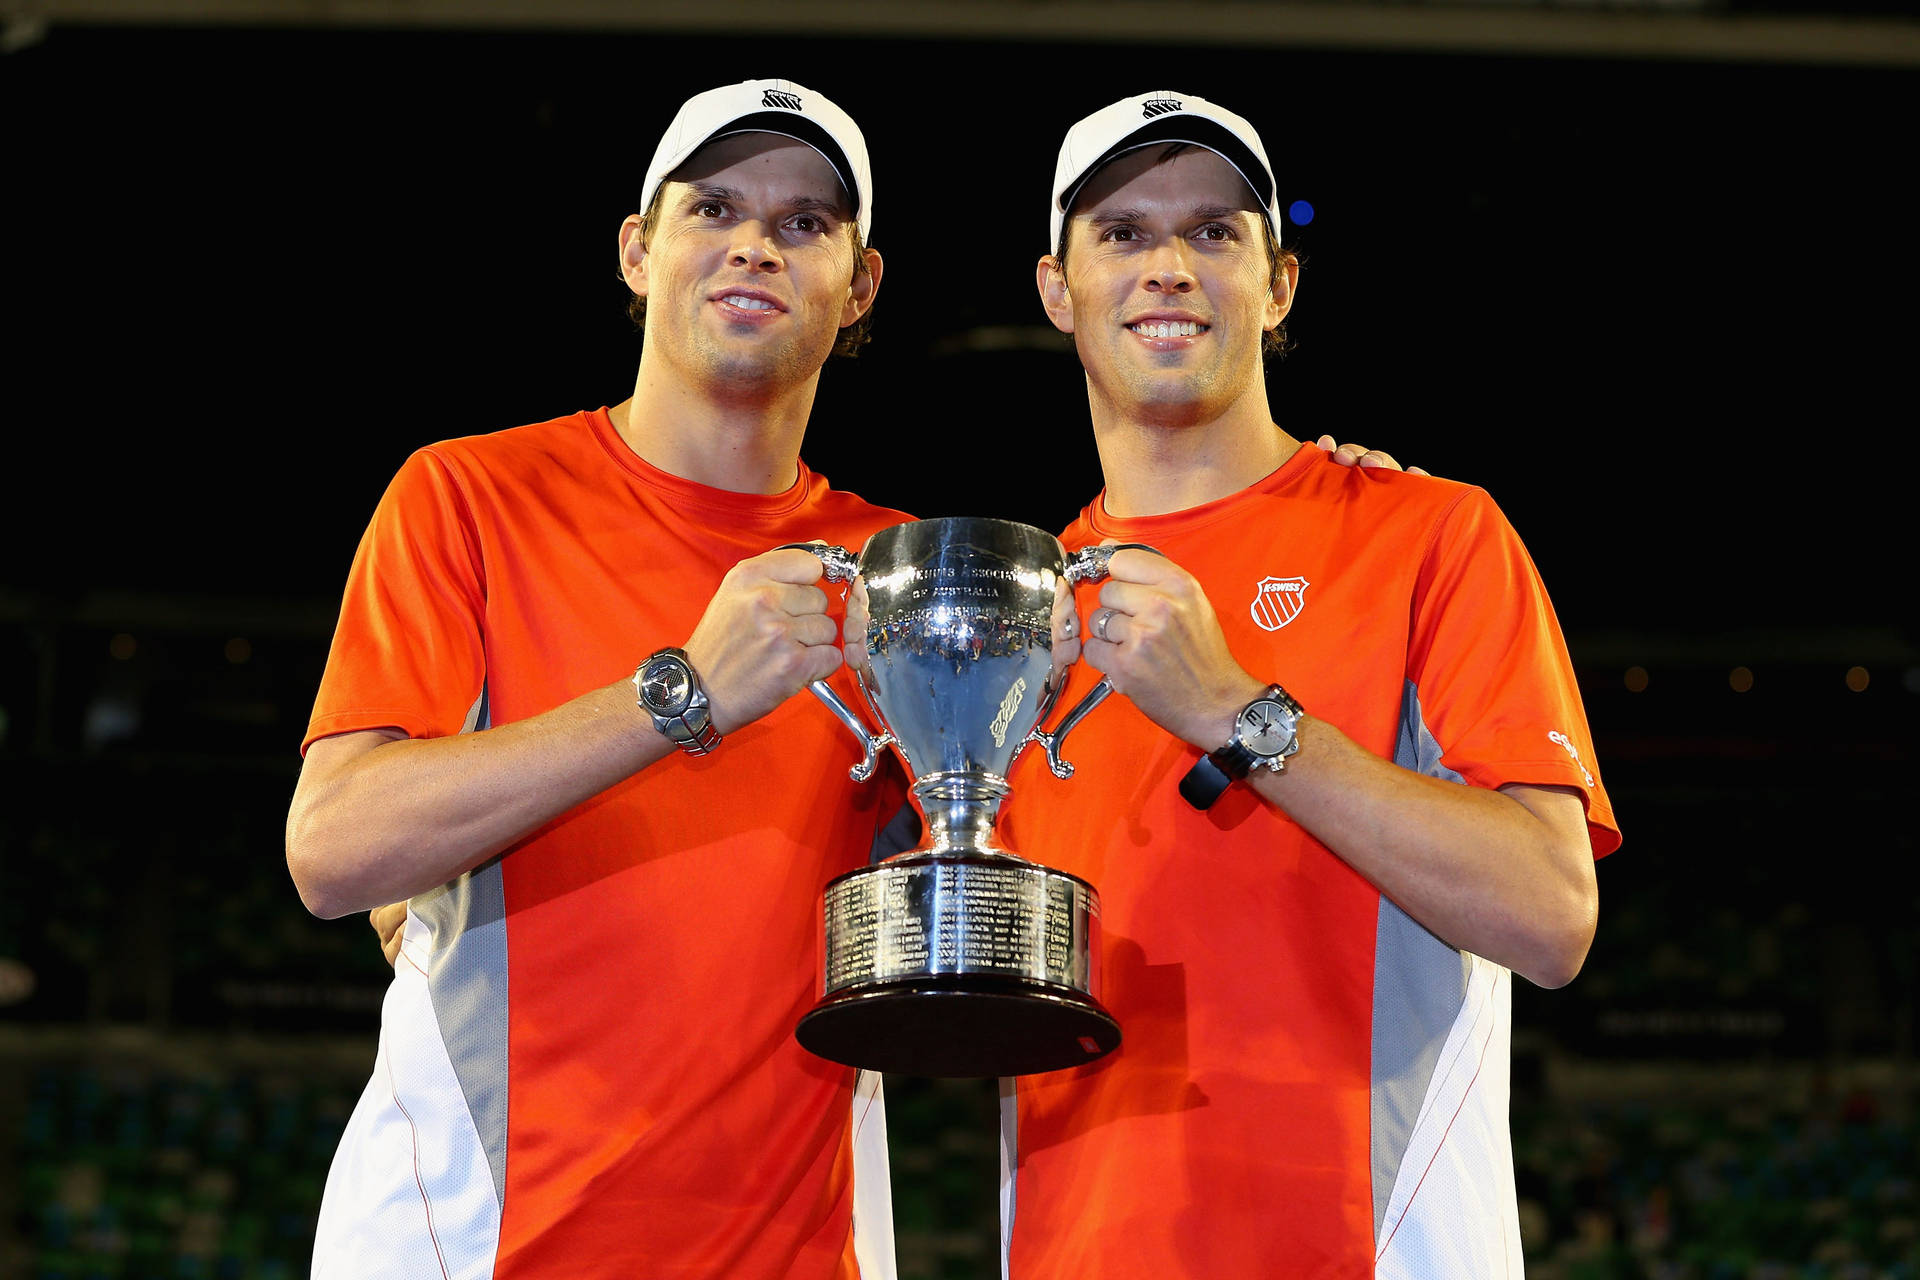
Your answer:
[785,517,1147,1077]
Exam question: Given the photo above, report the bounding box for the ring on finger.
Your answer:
[1093,608,1114,642]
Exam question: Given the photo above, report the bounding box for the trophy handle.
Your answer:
[806,679,895,783]
[1063,541,1159,585]
[1028,677,1114,780]
[774,541,893,781]
[1030,541,1164,779]
[772,541,859,583]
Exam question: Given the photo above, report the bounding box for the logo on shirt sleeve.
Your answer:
[1548,730,1596,787]
[1251,576,1310,632]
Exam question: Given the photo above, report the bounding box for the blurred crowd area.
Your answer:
[1,609,1915,1278]
[4,1046,1913,1279]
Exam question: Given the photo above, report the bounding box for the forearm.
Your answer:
[1085,547,1598,988]
[1246,716,1596,987]
[286,677,671,918]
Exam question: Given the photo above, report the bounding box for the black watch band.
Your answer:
[1178,752,1237,809]
[1179,683,1303,811]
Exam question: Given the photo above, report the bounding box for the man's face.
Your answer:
[1041,145,1288,424]
[623,132,874,393]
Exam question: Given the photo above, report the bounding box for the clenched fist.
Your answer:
[682,545,846,736]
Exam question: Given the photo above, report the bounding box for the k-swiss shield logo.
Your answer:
[1251,576,1309,632]
[761,89,803,111]
[1141,98,1183,118]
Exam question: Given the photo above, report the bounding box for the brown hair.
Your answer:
[623,183,876,359]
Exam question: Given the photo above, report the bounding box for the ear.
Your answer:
[1036,254,1074,335]
[840,246,883,328]
[618,214,650,300]
[1264,254,1299,333]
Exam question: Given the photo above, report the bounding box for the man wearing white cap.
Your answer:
[288,80,904,1279]
[997,91,1622,1277]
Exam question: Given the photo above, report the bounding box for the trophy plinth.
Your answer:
[788,517,1144,1078]
[796,849,1117,1078]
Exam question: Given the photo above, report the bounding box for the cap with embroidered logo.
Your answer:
[641,78,874,242]
[1049,90,1279,257]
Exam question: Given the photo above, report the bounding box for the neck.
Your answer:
[613,354,818,494]
[1086,376,1301,518]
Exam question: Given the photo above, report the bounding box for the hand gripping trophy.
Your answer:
[783,517,1146,1077]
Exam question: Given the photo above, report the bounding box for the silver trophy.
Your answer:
[784,517,1147,1077]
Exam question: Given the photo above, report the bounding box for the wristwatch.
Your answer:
[634,647,722,755]
[1178,683,1304,810]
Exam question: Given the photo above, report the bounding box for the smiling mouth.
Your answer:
[1128,320,1206,338]
[717,294,781,312]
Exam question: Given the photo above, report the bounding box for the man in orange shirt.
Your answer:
[998,91,1621,1277]
[286,80,908,1279]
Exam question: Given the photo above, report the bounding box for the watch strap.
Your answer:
[1178,682,1302,811]
[662,710,722,755]
[1177,752,1236,809]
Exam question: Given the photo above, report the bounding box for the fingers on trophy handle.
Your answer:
[773,541,858,583]
[806,679,894,782]
[1031,677,1116,780]
[1064,541,1161,585]
[1040,541,1157,779]
[773,542,879,778]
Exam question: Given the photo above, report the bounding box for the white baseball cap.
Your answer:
[640,78,874,243]
[1050,90,1280,257]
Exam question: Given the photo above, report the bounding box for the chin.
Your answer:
[1121,375,1218,418]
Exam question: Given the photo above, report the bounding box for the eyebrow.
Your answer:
[681,184,848,219]
[1087,204,1252,225]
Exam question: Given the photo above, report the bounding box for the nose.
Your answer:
[1142,242,1195,294]
[730,221,783,272]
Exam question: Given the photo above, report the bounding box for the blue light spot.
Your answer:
[1288,199,1315,227]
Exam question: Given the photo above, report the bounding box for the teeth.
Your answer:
[724,295,776,311]
[1130,320,1201,338]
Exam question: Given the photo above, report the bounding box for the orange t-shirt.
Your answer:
[1000,445,1619,1278]
[303,408,911,1280]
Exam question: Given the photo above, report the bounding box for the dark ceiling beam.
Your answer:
[7,0,1920,67]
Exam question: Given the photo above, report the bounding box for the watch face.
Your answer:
[641,660,692,715]
[1239,700,1295,756]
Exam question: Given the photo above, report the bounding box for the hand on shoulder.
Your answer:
[1315,435,1429,477]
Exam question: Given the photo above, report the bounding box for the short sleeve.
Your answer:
[1406,488,1620,858]
[302,447,490,753]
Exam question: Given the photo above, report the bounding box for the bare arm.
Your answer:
[1247,733,1595,987]
[1082,550,1597,990]
[286,547,843,919]
[286,684,666,919]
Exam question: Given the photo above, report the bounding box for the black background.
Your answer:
[2,20,1913,642]
[2,8,1914,1060]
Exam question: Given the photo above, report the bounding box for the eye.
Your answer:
[1100,225,1141,243]
[693,200,728,219]
[1194,222,1235,242]
[790,214,827,234]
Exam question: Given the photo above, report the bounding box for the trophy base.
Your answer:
[796,975,1120,1077]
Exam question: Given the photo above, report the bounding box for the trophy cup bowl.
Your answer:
[787,517,1143,1077]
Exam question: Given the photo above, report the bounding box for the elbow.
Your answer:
[285,809,357,921]
[289,863,352,921]
[1525,942,1589,992]
[1522,881,1598,990]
